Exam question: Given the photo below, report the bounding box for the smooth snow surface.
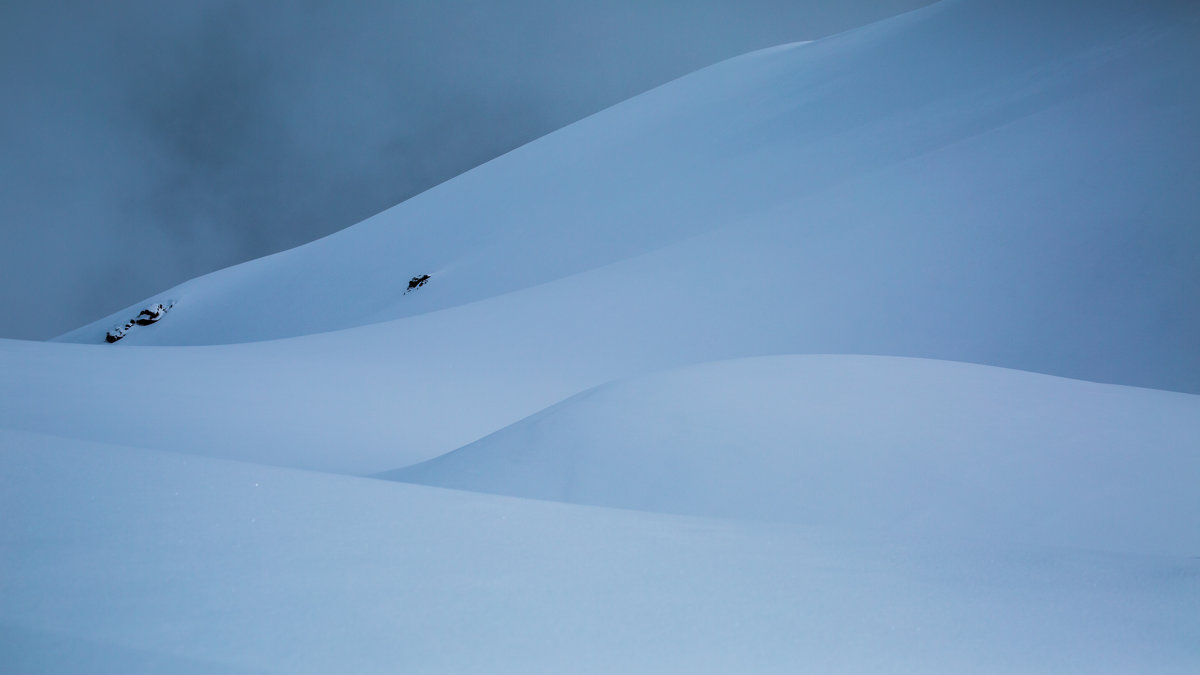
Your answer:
[5,0,1200,672]
[53,0,1200,394]
[386,355,1200,557]
[4,428,1198,674]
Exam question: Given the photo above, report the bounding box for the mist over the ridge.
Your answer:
[0,0,932,339]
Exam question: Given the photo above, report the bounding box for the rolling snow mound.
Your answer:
[386,355,1200,556]
[5,0,1200,671]
[51,0,1200,394]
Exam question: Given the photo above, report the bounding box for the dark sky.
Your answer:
[0,0,932,339]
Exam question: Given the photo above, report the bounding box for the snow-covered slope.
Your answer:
[385,355,1200,556]
[54,0,1200,394]
[6,1,1200,672]
[4,428,1198,674]
[11,0,1196,479]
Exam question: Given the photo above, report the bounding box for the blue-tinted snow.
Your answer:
[4,0,1199,671]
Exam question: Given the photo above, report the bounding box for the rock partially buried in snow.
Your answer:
[405,274,431,293]
[105,301,173,343]
[133,303,167,325]
[104,324,130,343]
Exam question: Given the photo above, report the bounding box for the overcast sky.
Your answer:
[0,0,932,339]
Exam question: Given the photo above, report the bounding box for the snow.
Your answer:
[4,0,1200,671]
[3,428,1198,674]
[51,0,1200,394]
[385,355,1200,557]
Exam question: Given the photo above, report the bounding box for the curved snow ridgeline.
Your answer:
[5,0,1200,672]
[51,0,1200,394]
[384,355,1200,557]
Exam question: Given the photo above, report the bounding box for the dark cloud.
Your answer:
[0,0,932,339]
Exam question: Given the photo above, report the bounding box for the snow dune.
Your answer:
[3,427,1198,674]
[53,0,1200,394]
[10,0,1197,479]
[5,0,1200,672]
[385,355,1200,556]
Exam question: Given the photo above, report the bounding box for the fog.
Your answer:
[0,0,931,339]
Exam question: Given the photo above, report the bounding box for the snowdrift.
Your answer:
[13,0,1197,480]
[4,427,1197,674]
[54,0,1200,394]
[385,355,1200,556]
[6,0,1200,672]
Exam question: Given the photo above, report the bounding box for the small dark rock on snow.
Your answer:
[105,301,173,343]
[134,303,167,325]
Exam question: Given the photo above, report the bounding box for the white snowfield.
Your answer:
[386,355,1200,557]
[3,0,1199,672]
[3,420,1198,675]
[53,0,1199,394]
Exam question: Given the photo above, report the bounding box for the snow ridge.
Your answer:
[5,0,1200,672]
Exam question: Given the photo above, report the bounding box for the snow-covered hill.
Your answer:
[4,0,1199,672]
[54,0,1200,394]
[4,426,1197,674]
[385,355,1200,556]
